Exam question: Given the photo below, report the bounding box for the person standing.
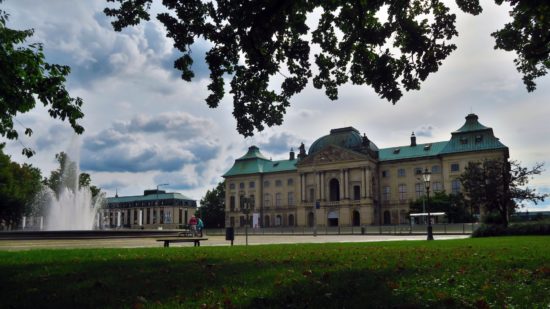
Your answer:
[197,217,204,237]
[188,215,198,236]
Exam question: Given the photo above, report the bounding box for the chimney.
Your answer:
[289,147,295,160]
[410,132,417,146]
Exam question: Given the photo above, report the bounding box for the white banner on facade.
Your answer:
[252,213,259,228]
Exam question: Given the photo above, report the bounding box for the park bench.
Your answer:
[156,237,208,247]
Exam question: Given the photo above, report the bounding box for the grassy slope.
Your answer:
[0,237,549,308]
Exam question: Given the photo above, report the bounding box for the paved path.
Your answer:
[0,234,469,251]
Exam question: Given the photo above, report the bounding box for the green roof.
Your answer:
[106,192,195,204]
[440,114,507,155]
[223,146,297,177]
[379,141,448,161]
[453,114,489,133]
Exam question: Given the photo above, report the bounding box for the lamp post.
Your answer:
[423,168,434,241]
[241,197,254,246]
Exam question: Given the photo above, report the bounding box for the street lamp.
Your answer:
[423,168,434,241]
[241,197,254,246]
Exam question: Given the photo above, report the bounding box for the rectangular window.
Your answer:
[415,168,423,175]
[275,193,282,207]
[398,184,407,201]
[275,180,282,187]
[415,183,424,198]
[229,183,235,190]
[382,170,388,178]
[249,181,255,188]
[433,181,443,192]
[264,193,271,207]
[288,192,295,206]
[230,196,235,211]
[451,163,460,172]
[179,208,182,224]
[309,188,315,202]
[431,165,441,174]
[451,179,461,194]
[239,182,245,189]
[353,185,361,200]
[263,180,270,187]
[146,208,150,224]
[287,178,294,186]
[398,168,406,177]
[382,186,390,201]
[160,209,164,224]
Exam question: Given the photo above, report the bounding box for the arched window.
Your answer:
[288,214,295,226]
[329,179,340,201]
[275,215,282,226]
[352,210,360,226]
[383,210,391,225]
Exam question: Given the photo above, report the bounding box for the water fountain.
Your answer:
[42,136,102,231]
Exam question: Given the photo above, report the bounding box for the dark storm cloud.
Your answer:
[80,112,218,173]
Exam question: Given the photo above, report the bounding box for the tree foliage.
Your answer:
[104,0,548,136]
[0,2,84,157]
[409,191,470,223]
[44,152,102,199]
[199,181,225,228]
[460,159,548,226]
[0,144,43,228]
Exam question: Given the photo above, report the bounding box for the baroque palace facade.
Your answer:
[223,114,509,228]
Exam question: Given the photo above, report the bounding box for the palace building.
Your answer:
[222,114,508,228]
[104,189,197,229]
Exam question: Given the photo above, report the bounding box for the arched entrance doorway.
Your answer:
[329,179,340,201]
[288,214,295,227]
[307,212,314,227]
[352,210,360,226]
[327,210,339,226]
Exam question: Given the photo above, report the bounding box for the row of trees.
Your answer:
[200,160,547,228]
[0,145,101,229]
[411,159,547,226]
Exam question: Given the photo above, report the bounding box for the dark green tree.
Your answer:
[460,159,547,226]
[409,191,470,223]
[0,2,84,157]
[104,0,548,136]
[0,144,43,229]
[199,181,225,228]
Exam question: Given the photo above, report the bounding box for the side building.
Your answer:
[104,189,197,229]
[222,114,508,227]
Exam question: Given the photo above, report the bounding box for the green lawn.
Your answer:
[0,237,548,308]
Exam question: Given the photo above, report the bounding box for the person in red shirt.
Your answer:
[188,215,198,236]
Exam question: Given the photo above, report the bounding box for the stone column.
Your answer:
[300,173,306,202]
[344,169,349,199]
[366,168,371,197]
[339,170,344,201]
[362,167,367,198]
[320,172,325,201]
[138,209,143,226]
[316,172,321,200]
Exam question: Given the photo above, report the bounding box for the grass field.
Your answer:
[0,236,548,308]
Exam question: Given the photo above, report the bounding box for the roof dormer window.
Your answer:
[393,148,400,154]
[475,135,483,143]
[460,137,468,145]
[424,144,432,151]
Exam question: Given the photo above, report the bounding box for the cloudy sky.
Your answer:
[3,1,549,211]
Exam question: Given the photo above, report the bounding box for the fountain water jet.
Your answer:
[42,136,102,230]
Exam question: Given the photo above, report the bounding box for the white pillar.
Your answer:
[39,216,44,230]
[139,210,143,226]
[22,216,26,229]
[117,211,121,227]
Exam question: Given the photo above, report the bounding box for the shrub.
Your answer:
[472,222,550,237]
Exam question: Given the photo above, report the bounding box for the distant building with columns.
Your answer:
[104,189,197,229]
[222,114,508,228]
